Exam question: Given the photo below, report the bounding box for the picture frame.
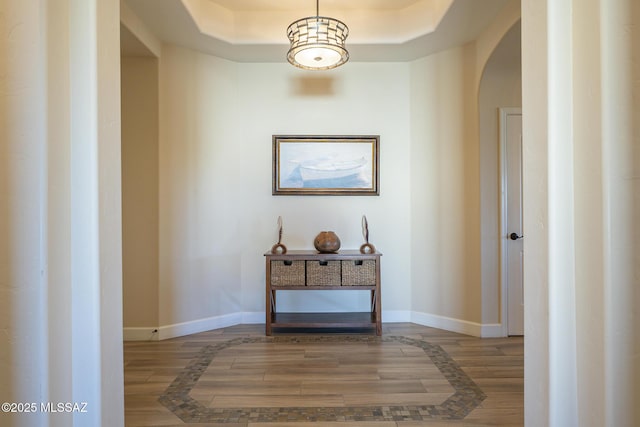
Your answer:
[272,135,380,196]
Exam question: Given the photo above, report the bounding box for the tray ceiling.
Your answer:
[122,0,515,62]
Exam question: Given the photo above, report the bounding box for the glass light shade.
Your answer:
[287,16,349,70]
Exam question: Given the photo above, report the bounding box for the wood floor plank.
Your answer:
[472,378,524,393]
[419,379,455,393]
[478,392,525,409]
[377,366,444,380]
[124,412,184,427]
[453,355,524,367]
[461,407,524,425]
[229,358,340,370]
[300,379,427,395]
[124,381,174,396]
[342,392,453,406]
[210,395,346,408]
[199,368,266,381]
[192,379,302,396]
[395,422,483,426]
[263,367,380,381]
[124,323,524,426]
[249,422,397,427]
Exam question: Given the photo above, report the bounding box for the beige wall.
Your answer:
[1,0,124,426]
[409,44,482,325]
[234,61,413,317]
[120,4,522,339]
[156,47,413,332]
[158,48,246,329]
[121,56,159,330]
[409,4,521,332]
[1,3,50,425]
[523,0,639,424]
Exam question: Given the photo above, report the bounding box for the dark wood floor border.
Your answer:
[157,335,486,423]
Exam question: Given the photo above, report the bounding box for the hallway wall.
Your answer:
[522,0,640,425]
[0,1,124,426]
[121,56,160,332]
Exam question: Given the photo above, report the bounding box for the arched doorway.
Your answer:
[478,21,523,336]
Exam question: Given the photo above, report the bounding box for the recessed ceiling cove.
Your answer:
[181,0,452,44]
[122,0,515,62]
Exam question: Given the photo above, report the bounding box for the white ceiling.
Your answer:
[121,0,514,62]
[208,0,424,11]
[209,0,421,10]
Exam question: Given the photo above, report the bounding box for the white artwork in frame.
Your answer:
[272,135,380,196]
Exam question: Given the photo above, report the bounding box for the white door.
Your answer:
[500,108,524,336]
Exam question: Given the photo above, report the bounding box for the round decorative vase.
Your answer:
[314,231,341,253]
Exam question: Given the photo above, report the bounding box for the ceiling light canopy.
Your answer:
[287,0,349,70]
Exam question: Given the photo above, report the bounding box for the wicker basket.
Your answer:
[306,260,341,286]
[341,260,376,286]
[270,260,305,286]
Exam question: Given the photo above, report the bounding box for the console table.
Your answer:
[264,250,382,335]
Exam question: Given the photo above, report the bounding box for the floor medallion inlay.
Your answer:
[157,335,486,423]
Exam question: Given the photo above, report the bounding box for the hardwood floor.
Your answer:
[124,323,523,426]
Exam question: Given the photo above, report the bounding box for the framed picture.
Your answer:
[273,135,380,196]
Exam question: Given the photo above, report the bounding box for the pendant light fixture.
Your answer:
[286,0,349,70]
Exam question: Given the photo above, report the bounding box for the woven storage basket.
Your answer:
[341,260,376,286]
[270,260,305,286]
[306,260,341,286]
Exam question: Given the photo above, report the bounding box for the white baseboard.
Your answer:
[124,312,243,341]
[123,327,161,341]
[479,323,506,338]
[410,311,504,338]
[157,312,243,340]
[381,310,412,323]
[241,311,264,324]
[124,310,504,341]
